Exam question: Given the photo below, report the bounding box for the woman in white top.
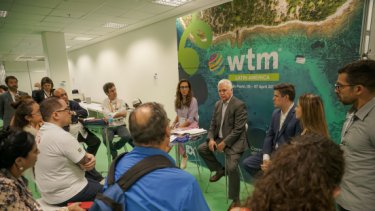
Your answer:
[11,96,43,136]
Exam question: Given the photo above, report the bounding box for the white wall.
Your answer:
[68,18,179,118]
[3,61,47,94]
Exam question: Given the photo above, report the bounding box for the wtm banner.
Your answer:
[177,0,364,149]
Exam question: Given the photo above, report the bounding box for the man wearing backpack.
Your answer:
[91,102,209,210]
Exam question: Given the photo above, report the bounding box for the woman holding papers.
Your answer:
[172,79,199,169]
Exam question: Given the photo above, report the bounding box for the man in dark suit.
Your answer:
[54,88,101,155]
[198,79,248,209]
[0,76,28,130]
[243,83,301,177]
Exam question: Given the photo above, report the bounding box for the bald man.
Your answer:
[54,88,101,156]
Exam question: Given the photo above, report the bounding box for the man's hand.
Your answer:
[261,159,271,172]
[217,141,226,152]
[80,153,96,171]
[208,139,217,152]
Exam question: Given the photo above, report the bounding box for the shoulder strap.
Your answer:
[107,152,128,186]
[117,155,176,192]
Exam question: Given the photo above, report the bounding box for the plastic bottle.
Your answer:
[108,114,113,126]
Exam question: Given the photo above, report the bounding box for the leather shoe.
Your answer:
[227,200,240,211]
[209,169,225,182]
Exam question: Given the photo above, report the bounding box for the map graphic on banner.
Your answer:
[176,0,364,149]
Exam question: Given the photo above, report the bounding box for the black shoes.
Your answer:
[209,169,225,182]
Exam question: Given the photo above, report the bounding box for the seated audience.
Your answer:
[92,102,209,210]
[241,134,344,211]
[295,93,329,137]
[172,79,199,169]
[101,82,133,159]
[35,97,102,206]
[0,131,82,210]
[33,77,54,104]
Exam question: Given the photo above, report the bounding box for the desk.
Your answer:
[79,102,103,119]
[170,128,207,168]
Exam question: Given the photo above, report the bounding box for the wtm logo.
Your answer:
[209,48,280,81]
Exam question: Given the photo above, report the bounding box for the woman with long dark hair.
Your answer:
[172,79,199,169]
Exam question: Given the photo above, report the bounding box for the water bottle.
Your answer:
[108,114,113,126]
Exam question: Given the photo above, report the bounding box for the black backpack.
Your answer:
[90,152,176,211]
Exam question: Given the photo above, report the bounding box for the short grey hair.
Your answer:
[218,79,233,89]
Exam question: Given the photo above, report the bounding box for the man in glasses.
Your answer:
[54,88,101,156]
[35,97,102,206]
[335,59,375,211]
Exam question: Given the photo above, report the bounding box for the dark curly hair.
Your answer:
[174,79,193,109]
[247,134,344,211]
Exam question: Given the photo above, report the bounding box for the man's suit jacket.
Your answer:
[69,100,88,123]
[262,105,301,155]
[0,90,28,129]
[208,96,249,155]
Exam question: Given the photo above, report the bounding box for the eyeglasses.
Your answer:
[55,107,71,113]
[180,86,189,90]
[334,83,355,90]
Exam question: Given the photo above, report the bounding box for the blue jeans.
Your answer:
[102,125,133,158]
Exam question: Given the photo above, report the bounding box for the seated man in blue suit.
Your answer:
[243,83,301,178]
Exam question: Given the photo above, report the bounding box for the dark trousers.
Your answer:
[78,130,101,156]
[198,141,242,200]
[53,178,102,206]
[102,125,133,158]
[242,152,262,179]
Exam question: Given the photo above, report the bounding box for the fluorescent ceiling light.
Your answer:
[153,0,192,7]
[0,10,8,18]
[74,36,93,41]
[103,22,126,29]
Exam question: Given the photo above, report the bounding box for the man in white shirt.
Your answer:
[243,83,301,178]
[35,97,102,206]
[101,82,133,159]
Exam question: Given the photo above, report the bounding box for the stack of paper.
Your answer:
[171,128,207,137]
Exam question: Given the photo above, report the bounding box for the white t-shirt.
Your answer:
[35,122,87,204]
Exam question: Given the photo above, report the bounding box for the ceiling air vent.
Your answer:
[16,56,45,61]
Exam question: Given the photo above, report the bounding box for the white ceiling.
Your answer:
[0,0,231,61]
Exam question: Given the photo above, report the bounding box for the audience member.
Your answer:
[93,102,209,210]
[33,77,54,104]
[0,76,28,130]
[10,96,43,135]
[54,88,103,182]
[335,59,375,211]
[101,82,133,159]
[198,79,248,210]
[172,79,199,169]
[54,88,101,156]
[242,83,301,177]
[295,93,329,137]
[0,131,83,211]
[35,97,102,206]
[0,85,7,94]
[243,134,344,211]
